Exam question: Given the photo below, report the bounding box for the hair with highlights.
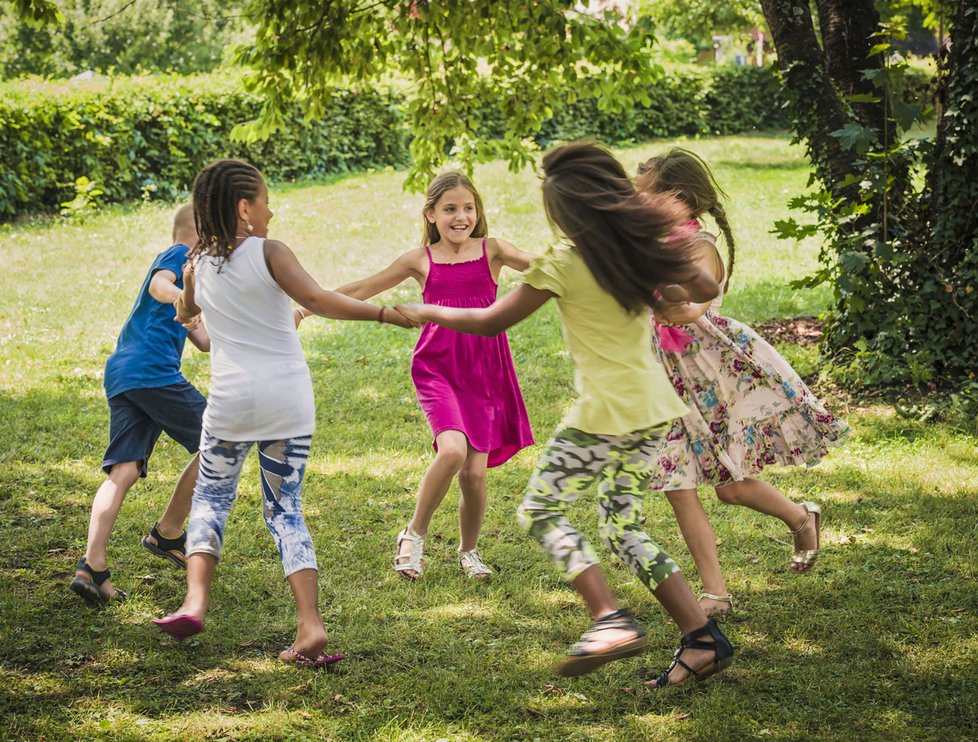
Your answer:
[637,148,735,293]
[541,142,694,313]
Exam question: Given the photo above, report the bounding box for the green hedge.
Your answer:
[0,74,408,219]
[3,64,934,220]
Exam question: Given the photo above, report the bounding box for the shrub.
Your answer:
[3,64,890,220]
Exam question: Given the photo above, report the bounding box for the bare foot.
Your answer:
[280,626,329,664]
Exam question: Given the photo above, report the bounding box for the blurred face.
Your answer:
[425,185,478,248]
[239,180,273,238]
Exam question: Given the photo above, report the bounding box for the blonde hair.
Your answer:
[421,172,488,245]
[637,149,736,294]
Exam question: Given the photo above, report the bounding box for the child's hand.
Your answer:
[652,299,690,327]
[177,314,203,331]
[393,304,425,328]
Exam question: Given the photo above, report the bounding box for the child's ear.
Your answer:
[424,208,436,224]
[237,197,251,223]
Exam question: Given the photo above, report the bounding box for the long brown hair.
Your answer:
[541,142,695,314]
[636,148,735,294]
[191,159,264,268]
[421,172,488,246]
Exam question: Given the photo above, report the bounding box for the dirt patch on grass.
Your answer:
[755,315,823,347]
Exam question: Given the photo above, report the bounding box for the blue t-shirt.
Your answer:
[104,243,191,399]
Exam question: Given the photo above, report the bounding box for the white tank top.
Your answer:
[194,236,315,441]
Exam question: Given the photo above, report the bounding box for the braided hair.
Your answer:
[421,171,488,246]
[541,142,694,314]
[191,159,265,268]
[636,148,736,294]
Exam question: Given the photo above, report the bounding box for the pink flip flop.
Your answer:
[282,646,345,668]
[152,613,205,640]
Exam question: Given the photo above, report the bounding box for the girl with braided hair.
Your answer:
[636,149,849,620]
[153,159,413,667]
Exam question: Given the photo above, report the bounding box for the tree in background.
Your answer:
[9,0,977,392]
[0,0,247,78]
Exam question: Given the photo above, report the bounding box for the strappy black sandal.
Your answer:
[556,609,648,677]
[141,523,187,569]
[648,618,733,688]
[69,557,128,606]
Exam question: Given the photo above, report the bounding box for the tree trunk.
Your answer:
[758,0,854,198]
[814,0,885,130]
[927,2,978,265]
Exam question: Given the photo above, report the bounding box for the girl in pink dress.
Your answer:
[337,172,534,580]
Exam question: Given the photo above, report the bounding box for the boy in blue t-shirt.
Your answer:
[70,204,210,605]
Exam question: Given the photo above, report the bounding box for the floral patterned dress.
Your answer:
[648,232,850,491]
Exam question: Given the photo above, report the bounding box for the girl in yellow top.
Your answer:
[397,143,733,688]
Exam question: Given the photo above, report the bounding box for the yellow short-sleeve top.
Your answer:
[523,246,687,435]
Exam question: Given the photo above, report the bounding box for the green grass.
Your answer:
[1,135,976,740]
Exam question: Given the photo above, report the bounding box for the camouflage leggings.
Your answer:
[517,426,680,590]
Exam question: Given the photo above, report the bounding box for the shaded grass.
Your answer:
[1,136,975,740]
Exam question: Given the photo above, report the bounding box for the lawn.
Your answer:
[0,134,976,741]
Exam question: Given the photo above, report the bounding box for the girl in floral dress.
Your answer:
[637,149,850,618]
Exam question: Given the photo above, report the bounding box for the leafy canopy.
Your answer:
[235,1,660,190]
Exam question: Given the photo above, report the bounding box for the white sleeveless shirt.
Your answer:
[194,236,315,441]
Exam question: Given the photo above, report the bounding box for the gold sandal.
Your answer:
[698,592,734,618]
[789,501,821,572]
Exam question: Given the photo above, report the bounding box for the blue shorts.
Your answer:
[103,381,206,477]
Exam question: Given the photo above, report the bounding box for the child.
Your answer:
[154,159,412,667]
[636,148,850,617]
[396,143,733,687]
[70,204,210,606]
[334,172,534,580]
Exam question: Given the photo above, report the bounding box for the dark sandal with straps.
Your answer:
[648,618,733,689]
[70,557,128,606]
[141,523,187,569]
[556,609,648,677]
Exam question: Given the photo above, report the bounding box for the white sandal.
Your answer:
[458,549,493,579]
[394,525,424,580]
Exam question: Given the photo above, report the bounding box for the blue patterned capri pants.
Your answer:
[187,430,318,577]
[517,426,680,590]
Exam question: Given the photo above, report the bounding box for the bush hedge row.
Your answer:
[0,64,931,219]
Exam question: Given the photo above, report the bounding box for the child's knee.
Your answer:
[435,442,467,471]
[457,465,486,494]
[107,461,142,488]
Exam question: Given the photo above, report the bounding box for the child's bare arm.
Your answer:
[265,240,414,328]
[653,238,725,324]
[397,284,553,337]
[489,238,536,273]
[333,250,423,300]
[148,269,181,304]
[186,324,210,352]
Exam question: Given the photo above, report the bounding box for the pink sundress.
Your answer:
[411,240,534,467]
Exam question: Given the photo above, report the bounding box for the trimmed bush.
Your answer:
[0,74,408,219]
[0,65,805,219]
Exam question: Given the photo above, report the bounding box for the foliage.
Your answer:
[637,0,766,48]
[0,0,248,79]
[765,1,978,387]
[236,1,662,190]
[0,73,409,219]
[0,65,790,219]
[58,176,104,222]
